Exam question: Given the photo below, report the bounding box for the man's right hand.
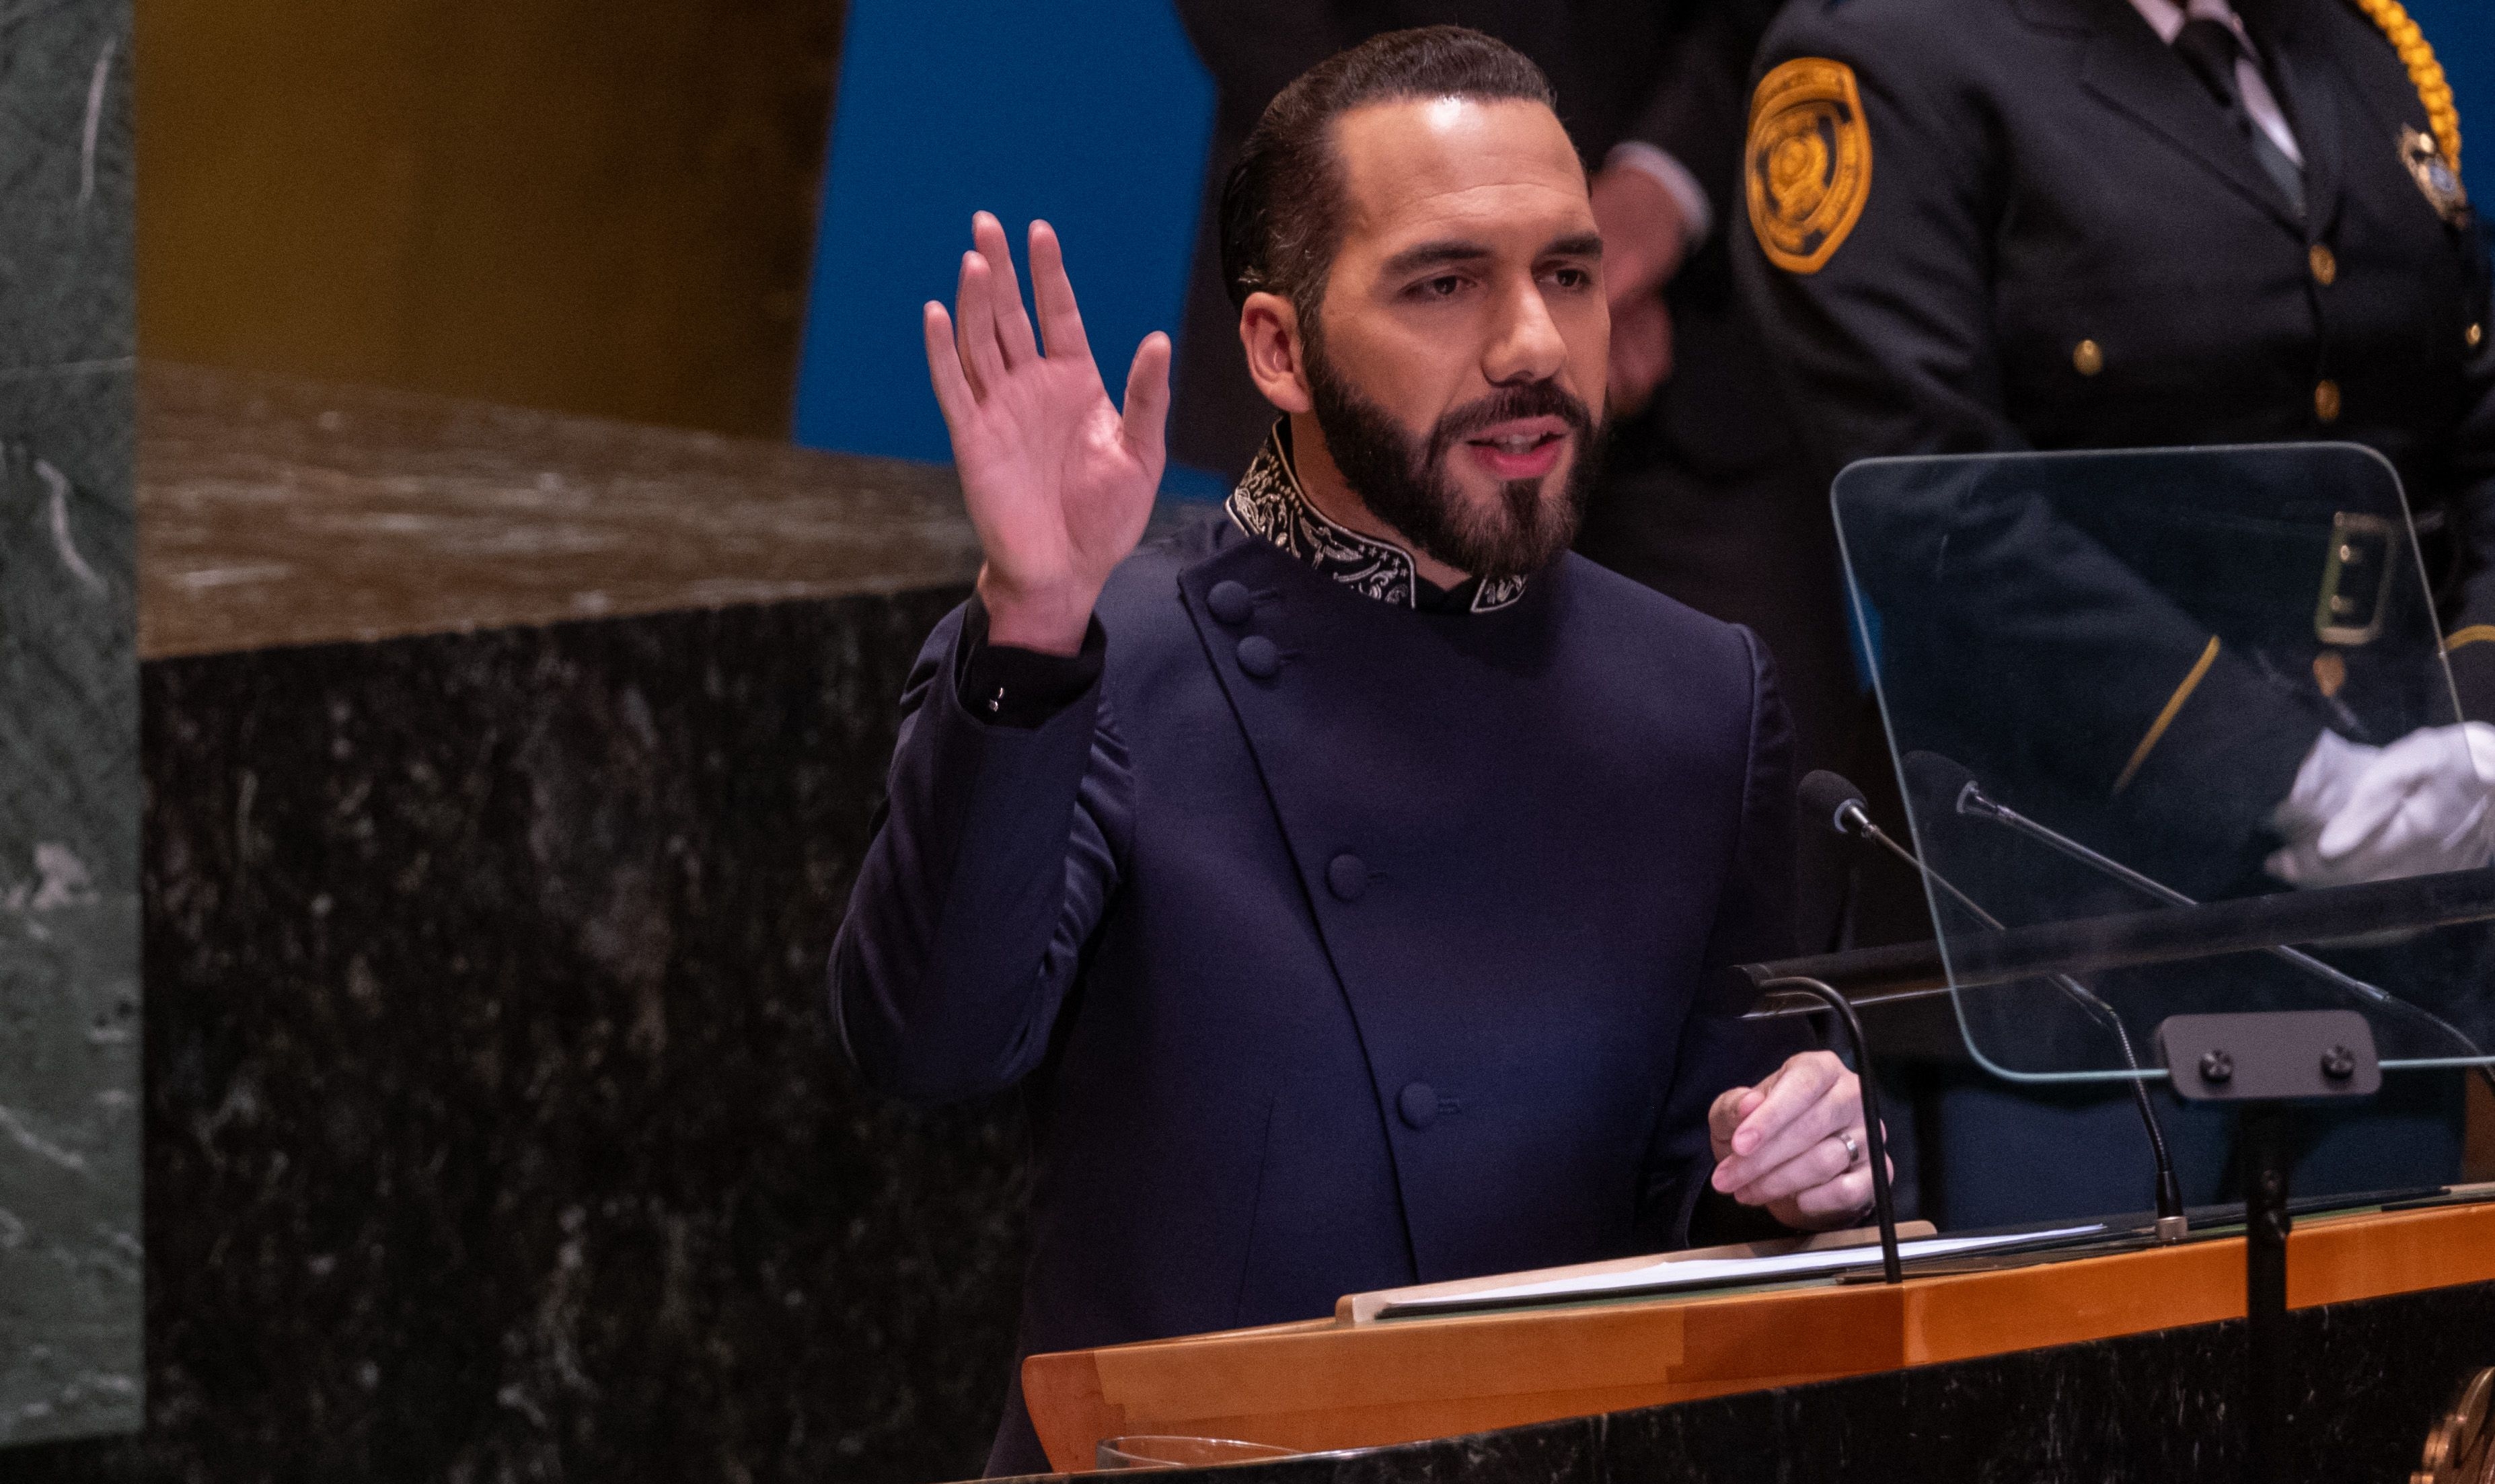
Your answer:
[924,213,1171,655]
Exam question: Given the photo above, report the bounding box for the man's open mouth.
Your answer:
[1462,418,1571,479]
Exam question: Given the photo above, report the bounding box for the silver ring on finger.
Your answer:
[1836,1129,1861,1169]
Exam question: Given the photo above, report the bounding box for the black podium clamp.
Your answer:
[2156,1010,2383,1102]
[2158,1010,2381,1484]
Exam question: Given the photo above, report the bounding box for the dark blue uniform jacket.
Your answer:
[1736,0,2488,1222]
[1740,0,2495,860]
[831,516,1801,1473]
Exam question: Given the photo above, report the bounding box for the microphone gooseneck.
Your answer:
[1904,751,2495,1100]
[1805,770,2189,1234]
[1757,973,1905,1284]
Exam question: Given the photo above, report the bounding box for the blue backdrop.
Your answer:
[2407,0,2492,214]
[791,0,1216,486]
[793,2,2490,477]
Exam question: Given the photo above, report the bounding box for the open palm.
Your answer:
[924,213,1170,655]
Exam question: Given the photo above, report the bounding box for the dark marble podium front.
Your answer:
[1003,1277,2495,1483]
[18,367,1045,1483]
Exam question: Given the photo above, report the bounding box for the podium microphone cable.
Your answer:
[1798,769,2191,1238]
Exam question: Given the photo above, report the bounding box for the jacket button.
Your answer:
[1236,634,1281,678]
[2315,379,2342,423]
[1326,853,1366,901]
[1207,580,1255,625]
[1398,1082,1438,1129]
[2308,243,2336,286]
[2072,338,2103,375]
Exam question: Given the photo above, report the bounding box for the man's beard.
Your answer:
[1302,332,1604,584]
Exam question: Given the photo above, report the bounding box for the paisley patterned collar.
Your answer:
[1223,423,1528,615]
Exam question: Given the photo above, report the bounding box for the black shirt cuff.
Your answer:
[957,599,1106,729]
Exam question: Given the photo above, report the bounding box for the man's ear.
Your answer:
[1239,291,1315,415]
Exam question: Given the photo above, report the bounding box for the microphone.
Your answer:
[1802,770,2190,1236]
[1901,751,2495,1090]
[1799,768,1878,843]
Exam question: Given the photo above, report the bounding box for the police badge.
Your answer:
[1746,58,1872,275]
[2402,125,2469,228]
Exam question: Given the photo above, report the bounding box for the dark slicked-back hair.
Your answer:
[1219,26,1559,320]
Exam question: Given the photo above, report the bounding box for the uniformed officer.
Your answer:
[1734,0,2495,1228]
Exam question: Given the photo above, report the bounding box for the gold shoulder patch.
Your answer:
[1746,57,1873,275]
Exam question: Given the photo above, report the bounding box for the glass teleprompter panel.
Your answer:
[1834,444,2495,1087]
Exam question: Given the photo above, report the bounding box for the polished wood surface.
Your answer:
[1022,1200,2495,1472]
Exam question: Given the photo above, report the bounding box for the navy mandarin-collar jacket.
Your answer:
[831,514,1805,1473]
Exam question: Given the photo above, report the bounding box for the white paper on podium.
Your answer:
[1377,1224,2107,1319]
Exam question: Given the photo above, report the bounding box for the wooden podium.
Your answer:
[1021,1199,2495,1473]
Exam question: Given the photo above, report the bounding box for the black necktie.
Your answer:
[2172,16,2307,217]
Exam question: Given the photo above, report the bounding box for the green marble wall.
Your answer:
[0,0,139,1448]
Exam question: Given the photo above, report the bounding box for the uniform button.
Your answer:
[1398,1082,1438,1129]
[2308,243,2337,287]
[2315,379,2342,423]
[2471,323,2486,350]
[1236,634,1281,678]
[2072,339,2103,376]
[1206,580,1255,626]
[1326,852,1367,901]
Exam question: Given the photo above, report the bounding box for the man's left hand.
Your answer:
[1707,1050,1886,1230]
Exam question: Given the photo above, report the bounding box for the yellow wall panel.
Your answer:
[137,0,844,436]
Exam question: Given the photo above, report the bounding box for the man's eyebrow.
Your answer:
[1380,239,1493,276]
[1379,232,1606,276]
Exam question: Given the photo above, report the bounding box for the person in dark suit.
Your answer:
[834,30,1882,1475]
[1170,1,1705,477]
[1171,2,1865,948]
[1736,0,2495,1228]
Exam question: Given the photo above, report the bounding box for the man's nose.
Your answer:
[1483,275,1569,387]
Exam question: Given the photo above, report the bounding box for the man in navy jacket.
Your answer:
[832,29,1877,1475]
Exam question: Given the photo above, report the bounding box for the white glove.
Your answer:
[2267,722,2495,887]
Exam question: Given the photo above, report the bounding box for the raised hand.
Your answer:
[924,213,1171,655]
